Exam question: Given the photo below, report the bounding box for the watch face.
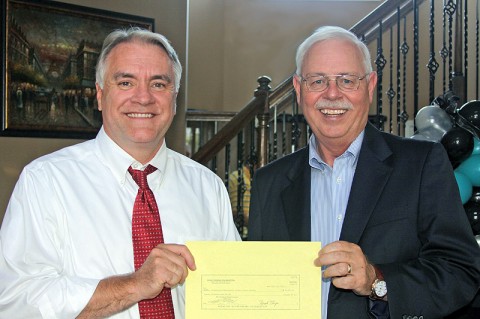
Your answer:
[374,280,387,297]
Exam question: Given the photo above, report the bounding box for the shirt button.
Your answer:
[336,177,342,183]
[337,214,343,221]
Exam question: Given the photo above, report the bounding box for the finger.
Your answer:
[154,246,192,284]
[322,262,352,279]
[319,240,353,255]
[316,249,351,268]
[163,262,185,287]
[331,274,355,290]
[161,244,197,271]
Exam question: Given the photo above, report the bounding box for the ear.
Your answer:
[173,92,178,115]
[292,75,302,105]
[366,71,378,104]
[95,83,103,111]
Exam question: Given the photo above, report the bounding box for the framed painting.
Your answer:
[1,0,154,138]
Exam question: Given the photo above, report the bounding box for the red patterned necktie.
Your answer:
[129,164,175,319]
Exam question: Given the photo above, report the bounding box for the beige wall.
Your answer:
[188,0,382,112]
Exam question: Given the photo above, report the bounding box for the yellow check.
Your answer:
[185,241,321,319]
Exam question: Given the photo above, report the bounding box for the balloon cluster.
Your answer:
[412,92,480,236]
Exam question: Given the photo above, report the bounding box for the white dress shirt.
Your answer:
[0,127,241,318]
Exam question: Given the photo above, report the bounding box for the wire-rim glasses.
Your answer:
[301,73,370,92]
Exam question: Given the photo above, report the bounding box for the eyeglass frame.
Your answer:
[299,73,371,92]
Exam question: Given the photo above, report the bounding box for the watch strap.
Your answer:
[369,265,387,300]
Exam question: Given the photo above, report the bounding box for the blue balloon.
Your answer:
[454,171,473,204]
[473,138,480,155]
[456,154,480,187]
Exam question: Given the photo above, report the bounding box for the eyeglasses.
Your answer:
[301,73,369,92]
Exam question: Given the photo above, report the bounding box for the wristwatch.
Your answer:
[369,266,387,300]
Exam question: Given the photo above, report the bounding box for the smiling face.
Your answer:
[96,41,177,163]
[293,38,377,161]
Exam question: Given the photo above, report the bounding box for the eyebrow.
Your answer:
[306,72,352,77]
[112,72,173,83]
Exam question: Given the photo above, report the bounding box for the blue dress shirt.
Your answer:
[309,131,364,318]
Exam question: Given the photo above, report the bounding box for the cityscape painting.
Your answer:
[1,0,154,138]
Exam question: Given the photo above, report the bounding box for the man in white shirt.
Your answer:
[0,27,241,318]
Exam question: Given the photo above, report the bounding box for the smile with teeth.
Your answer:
[127,113,154,118]
[320,109,347,115]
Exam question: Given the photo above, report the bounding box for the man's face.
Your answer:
[293,39,377,149]
[96,41,177,157]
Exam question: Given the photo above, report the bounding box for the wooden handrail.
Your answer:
[268,74,295,107]
[192,76,271,165]
[186,109,237,122]
[352,0,427,42]
[191,97,263,164]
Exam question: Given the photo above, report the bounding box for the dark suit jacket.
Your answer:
[248,123,480,319]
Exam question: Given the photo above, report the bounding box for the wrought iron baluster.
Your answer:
[375,21,386,126]
[428,0,439,104]
[387,27,395,134]
[290,115,299,152]
[445,0,457,91]
[249,120,257,169]
[413,0,419,116]
[282,112,287,156]
[235,131,245,236]
[441,0,449,93]
[464,0,469,99]
[477,0,479,99]
[401,16,409,134]
[224,143,230,188]
[290,92,299,153]
[272,106,278,161]
[396,7,405,135]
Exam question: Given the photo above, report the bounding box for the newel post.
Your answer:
[254,76,271,168]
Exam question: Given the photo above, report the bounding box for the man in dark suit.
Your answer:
[248,26,480,318]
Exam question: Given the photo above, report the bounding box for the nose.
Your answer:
[323,79,343,99]
[131,83,155,105]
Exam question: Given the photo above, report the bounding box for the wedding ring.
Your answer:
[347,263,352,275]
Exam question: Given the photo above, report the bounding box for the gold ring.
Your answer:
[347,264,352,274]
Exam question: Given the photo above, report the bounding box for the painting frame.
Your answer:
[1,0,155,139]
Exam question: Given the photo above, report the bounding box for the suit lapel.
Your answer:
[277,125,393,243]
[329,125,393,303]
[280,148,311,241]
[339,124,394,244]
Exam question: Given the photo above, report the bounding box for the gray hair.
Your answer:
[95,27,182,92]
[295,26,372,76]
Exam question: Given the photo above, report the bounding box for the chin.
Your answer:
[128,131,160,143]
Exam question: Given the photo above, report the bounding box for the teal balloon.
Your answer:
[454,171,473,204]
[457,154,480,187]
[473,138,480,155]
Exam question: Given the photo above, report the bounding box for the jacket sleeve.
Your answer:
[382,142,480,317]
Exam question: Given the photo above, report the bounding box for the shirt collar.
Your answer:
[94,126,168,185]
[308,130,364,169]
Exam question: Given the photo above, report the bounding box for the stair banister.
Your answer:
[192,76,271,165]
